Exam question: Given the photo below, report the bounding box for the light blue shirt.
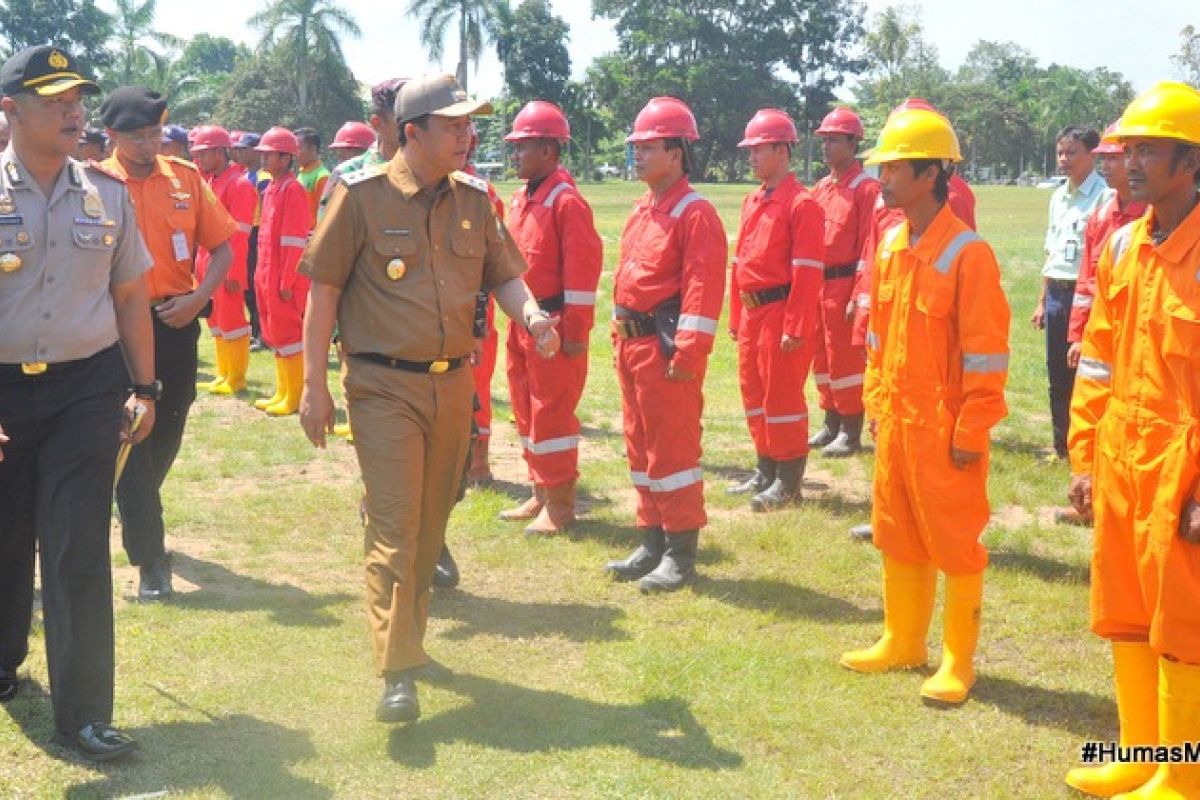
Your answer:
[1043,170,1107,280]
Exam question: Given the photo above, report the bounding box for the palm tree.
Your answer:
[111,0,183,87]
[406,0,502,92]
[248,0,361,113]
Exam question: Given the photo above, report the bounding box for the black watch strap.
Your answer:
[132,379,162,401]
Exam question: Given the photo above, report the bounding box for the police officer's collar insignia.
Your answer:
[450,170,488,193]
[67,162,83,187]
[5,161,23,186]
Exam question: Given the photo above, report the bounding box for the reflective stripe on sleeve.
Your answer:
[564,290,596,306]
[1079,357,1112,385]
[866,331,879,351]
[678,314,718,335]
[933,231,982,275]
[792,258,823,270]
[520,435,580,455]
[962,353,1009,374]
[830,374,864,390]
[543,182,572,207]
[1072,294,1093,310]
[765,413,807,424]
[646,467,703,493]
[669,192,704,219]
[280,235,308,249]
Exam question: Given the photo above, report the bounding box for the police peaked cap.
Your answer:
[0,44,99,97]
[99,86,169,132]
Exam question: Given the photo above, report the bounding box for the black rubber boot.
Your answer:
[726,455,776,495]
[604,527,665,582]
[808,409,841,448]
[823,413,863,457]
[750,457,806,512]
[638,530,699,594]
[432,544,459,588]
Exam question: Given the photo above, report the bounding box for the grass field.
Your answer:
[0,181,1110,799]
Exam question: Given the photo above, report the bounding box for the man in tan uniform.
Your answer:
[298,74,558,724]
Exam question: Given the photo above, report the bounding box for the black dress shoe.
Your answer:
[138,551,173,603]
[432,545,459,589]
[0,667,17,702]
[55,722,138,762]
[376,672,419,723]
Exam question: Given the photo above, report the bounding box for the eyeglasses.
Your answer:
[114,130,162,145]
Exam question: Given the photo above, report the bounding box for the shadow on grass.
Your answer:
[433,590,629,642]
[5,683,329,798]
[168,553,355,628]
[973,674,1114,739]
[387,673,743,770]
[694,577,877,623]
[989,549,1089,584]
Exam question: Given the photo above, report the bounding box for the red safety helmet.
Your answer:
[1092,122,1124,155]
[254,126,300,156]
[738,108,798,147]
[627,96,699,143]
[505,100,571,142]
[188,125,233,153]
[891,98,942,118]
[815,107,864,139]
[330,121,376,151]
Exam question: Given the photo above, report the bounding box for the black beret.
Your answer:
[0,45,98,98]
[99,86,169,132]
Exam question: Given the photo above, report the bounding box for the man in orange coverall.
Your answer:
[839,106,1010,707]
[1065,81,1200,799]
[190,125,258,396]
[253,126,312,416]
[808,107,878,458]
[498,100,603,534]
[602,97,727,593]
[725,108,824,511]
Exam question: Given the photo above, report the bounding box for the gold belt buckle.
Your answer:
[611,319,631,339]
[21,361,47,376]
[740,291,758,309]
[428,359,450,374]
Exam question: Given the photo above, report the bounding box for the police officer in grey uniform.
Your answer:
[0,45,156,762]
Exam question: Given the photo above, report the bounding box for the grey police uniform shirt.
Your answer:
[0,148,152,364]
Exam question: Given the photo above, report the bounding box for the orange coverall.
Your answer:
[865,203,1010,574]
[1069,203,1200,662]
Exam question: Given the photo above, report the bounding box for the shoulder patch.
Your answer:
[85,159,125,184]
[342,163,387,187]
[451,170,489,193]
[167,155,200,172]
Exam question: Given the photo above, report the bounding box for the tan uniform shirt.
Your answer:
[0,149,152,364]
[299,154,526,361]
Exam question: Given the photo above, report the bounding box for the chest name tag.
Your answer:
[382,229,412,237]
[0,214,23,225]
[172,230,190,261]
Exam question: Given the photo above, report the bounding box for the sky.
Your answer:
[134,0,1194,99]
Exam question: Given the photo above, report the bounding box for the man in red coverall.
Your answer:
[190,125,258,396]
[726,108,824,511]
[809,107,879,458]
[602,97,727,593]
[253,126,312,416]
[498,101,603,534]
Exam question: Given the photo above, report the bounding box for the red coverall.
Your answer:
[197,163,257,340]
[470,172,505,440]
[1067,193,1146,344]
[811,164,879,414]
[729,173,824,460]
[615,178,727,532]
[506,166,603,486]
[256,173,311,356]
[852,174,977,346]
[865,204,1009,574]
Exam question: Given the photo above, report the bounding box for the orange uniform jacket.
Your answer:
[1068,203,1200,661]
[729,173,825,339]
[1067,193,1146,344]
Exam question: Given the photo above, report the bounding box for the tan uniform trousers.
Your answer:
[343,358,473,674]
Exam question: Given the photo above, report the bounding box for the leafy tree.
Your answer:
[0,0,114,75]
[178,33,246,77]
[109,0,181,87]
[249,0,361,114]
[500,0,569,107]
[1172,24,1200,87]
[406,0,501,92]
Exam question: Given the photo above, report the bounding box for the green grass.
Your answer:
[0,182,1107,799]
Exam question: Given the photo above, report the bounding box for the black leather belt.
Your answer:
[611,304,658,339]
[351,353,468,374]
[537,293,564,313]
[739,284,789,309]
[824,263,857,280]
[0,345,116,379]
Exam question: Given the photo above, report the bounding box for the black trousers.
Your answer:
[0,345,127,734]
[246,226,261,339]
[115,314,199,566]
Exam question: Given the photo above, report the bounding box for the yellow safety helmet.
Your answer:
[864,107,962,165]
[1112,81,1200,146]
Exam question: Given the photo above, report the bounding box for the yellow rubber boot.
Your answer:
[1115,658,1200,800]
[333,421,353,439]
[1066,641,1159,797]
[199,337,228,392]
[920,571,983,705]
[255,356,285,411]
[212,336,249,395]
[266,353,303,416]
[840,555,936,672]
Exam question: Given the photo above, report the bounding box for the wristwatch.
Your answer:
[132,379,163,402]
[525,308,551,332]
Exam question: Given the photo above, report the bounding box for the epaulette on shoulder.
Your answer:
[342,163,387,187]
[85,159,125,184]
[451,169,489,193]
[881,222,905,251]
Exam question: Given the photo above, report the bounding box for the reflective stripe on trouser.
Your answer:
[506,320,588,486]
[206,282,251,340]
[472,323,498,440]
[617,336,706,532]
[813,276,866,414]
[871,415,989,574]
[1090,400,1200,661]
[344,360,473,674]
[254,274,306,356]
[737,302,812,460]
